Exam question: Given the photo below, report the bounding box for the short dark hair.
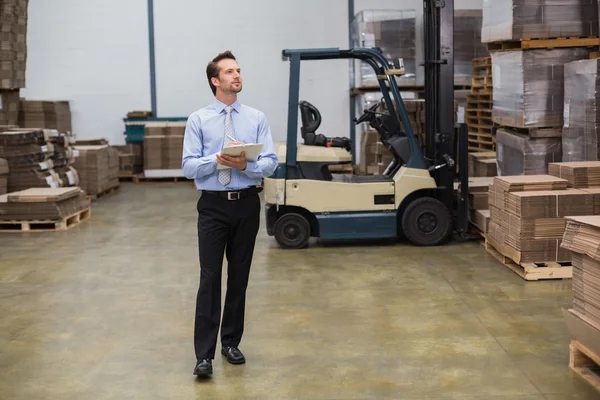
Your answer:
[206,50,237,95]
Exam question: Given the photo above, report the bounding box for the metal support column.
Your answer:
[423,0,455,209]
[348,0,356,164]
[147,0,157,117]
[285,53,301,170]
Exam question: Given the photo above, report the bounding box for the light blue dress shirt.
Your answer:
[182,99,278,191]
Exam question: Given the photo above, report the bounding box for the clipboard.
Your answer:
[217,143,263,170]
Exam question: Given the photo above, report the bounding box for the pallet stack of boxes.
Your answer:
[0,0,27,128]
[142,121,186,178]
[485,174,591,280]
[0,130,60,192]
[71,143,119,199]
[351,9,417,88]
[4,100,81,191]
[482,0,598,176]
[561,214,600,388]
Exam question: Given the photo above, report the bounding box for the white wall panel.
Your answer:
[153,0,349,143]
[23,0,150,144]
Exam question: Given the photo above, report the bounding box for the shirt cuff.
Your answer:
[242,161,260,176]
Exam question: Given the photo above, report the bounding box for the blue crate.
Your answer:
[123,116,188,143]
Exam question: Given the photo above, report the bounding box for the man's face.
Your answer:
[214,58,242,94]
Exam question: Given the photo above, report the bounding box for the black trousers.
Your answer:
[194,191,260,360]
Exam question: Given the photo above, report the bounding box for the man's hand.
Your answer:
[217,152,246,170]
[217,143,247,170]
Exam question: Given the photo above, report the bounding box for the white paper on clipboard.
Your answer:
[217,143,263,170]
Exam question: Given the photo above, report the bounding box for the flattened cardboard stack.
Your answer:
[486,175,595,264]
[19,100,72,133]
[0,0,28,90]
[351,9,417,86]
[2,127,80,189]
[455,10,489,86]
[47,130,79,188]
[113,144,143,175]
[0,157,7,194]
[0,129,60,192]
[143,122,185,177]
[562,59,600,162]
[549,161,600,188]
[481,0,598,43]
[71,145,119,196]
[468,151,497,177]
[0,187,88,222]
[486,33,591,174]
[561,216,600,338]
[491,48,590,130]
[359,129,393,175]
[0,89,19,125]
[465,177,493,234]
[496,128,562,175]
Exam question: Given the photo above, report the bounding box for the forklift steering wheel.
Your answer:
[354,103,381,125]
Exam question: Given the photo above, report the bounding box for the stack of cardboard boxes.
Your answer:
[562,215,600,383]
[71,144,119,197]
[455,10,489,86]
[482,0,597,176]
[113,144,143,176]
[18,100,72,133]
[143,122,185,177]
[562,59,600,162]
[0,157,8,194]
[0,129,60,192]
[351,9,417,87]
[0,187,89,222]
[0,0,27,91]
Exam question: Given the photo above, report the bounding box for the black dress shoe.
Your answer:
[193,358,212,376]
[221,346,245,364]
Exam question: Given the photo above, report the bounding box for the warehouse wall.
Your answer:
[153,0,348,145]
[22,0,482,145]
[22,0,151,145]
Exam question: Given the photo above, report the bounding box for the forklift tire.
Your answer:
[274,213,310,249]
[401,197,452,246]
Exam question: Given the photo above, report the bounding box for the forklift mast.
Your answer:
[423,0,469,234]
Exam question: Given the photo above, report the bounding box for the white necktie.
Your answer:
[218,106,234,186]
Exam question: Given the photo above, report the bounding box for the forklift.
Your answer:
[264,0,470,248]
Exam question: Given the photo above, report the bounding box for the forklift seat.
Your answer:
[299,100,351,152]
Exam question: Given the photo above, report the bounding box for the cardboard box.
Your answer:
[492,47,591,129]
[482,0,598,43]
[496,128,562,175]
[72,145,119,195]
[143,135,184,171]
[563,59,600,162]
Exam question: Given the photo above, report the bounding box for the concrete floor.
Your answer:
[0,182,598,399]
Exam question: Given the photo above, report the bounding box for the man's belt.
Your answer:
[202,186,262,201]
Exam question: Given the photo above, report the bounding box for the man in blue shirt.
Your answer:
[182,50,278,377]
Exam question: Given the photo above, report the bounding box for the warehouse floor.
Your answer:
[0,183,598,399]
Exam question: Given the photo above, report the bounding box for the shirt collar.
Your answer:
[213,99,241,114]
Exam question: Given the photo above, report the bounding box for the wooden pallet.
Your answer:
[119,172,141,183]
[570,340,600,392]
[472,57,491,67]
[88,185,121,201]
[0,208,91,232]
[487,36,600,52]
[135,174,192,184]
[484,238,572,281]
